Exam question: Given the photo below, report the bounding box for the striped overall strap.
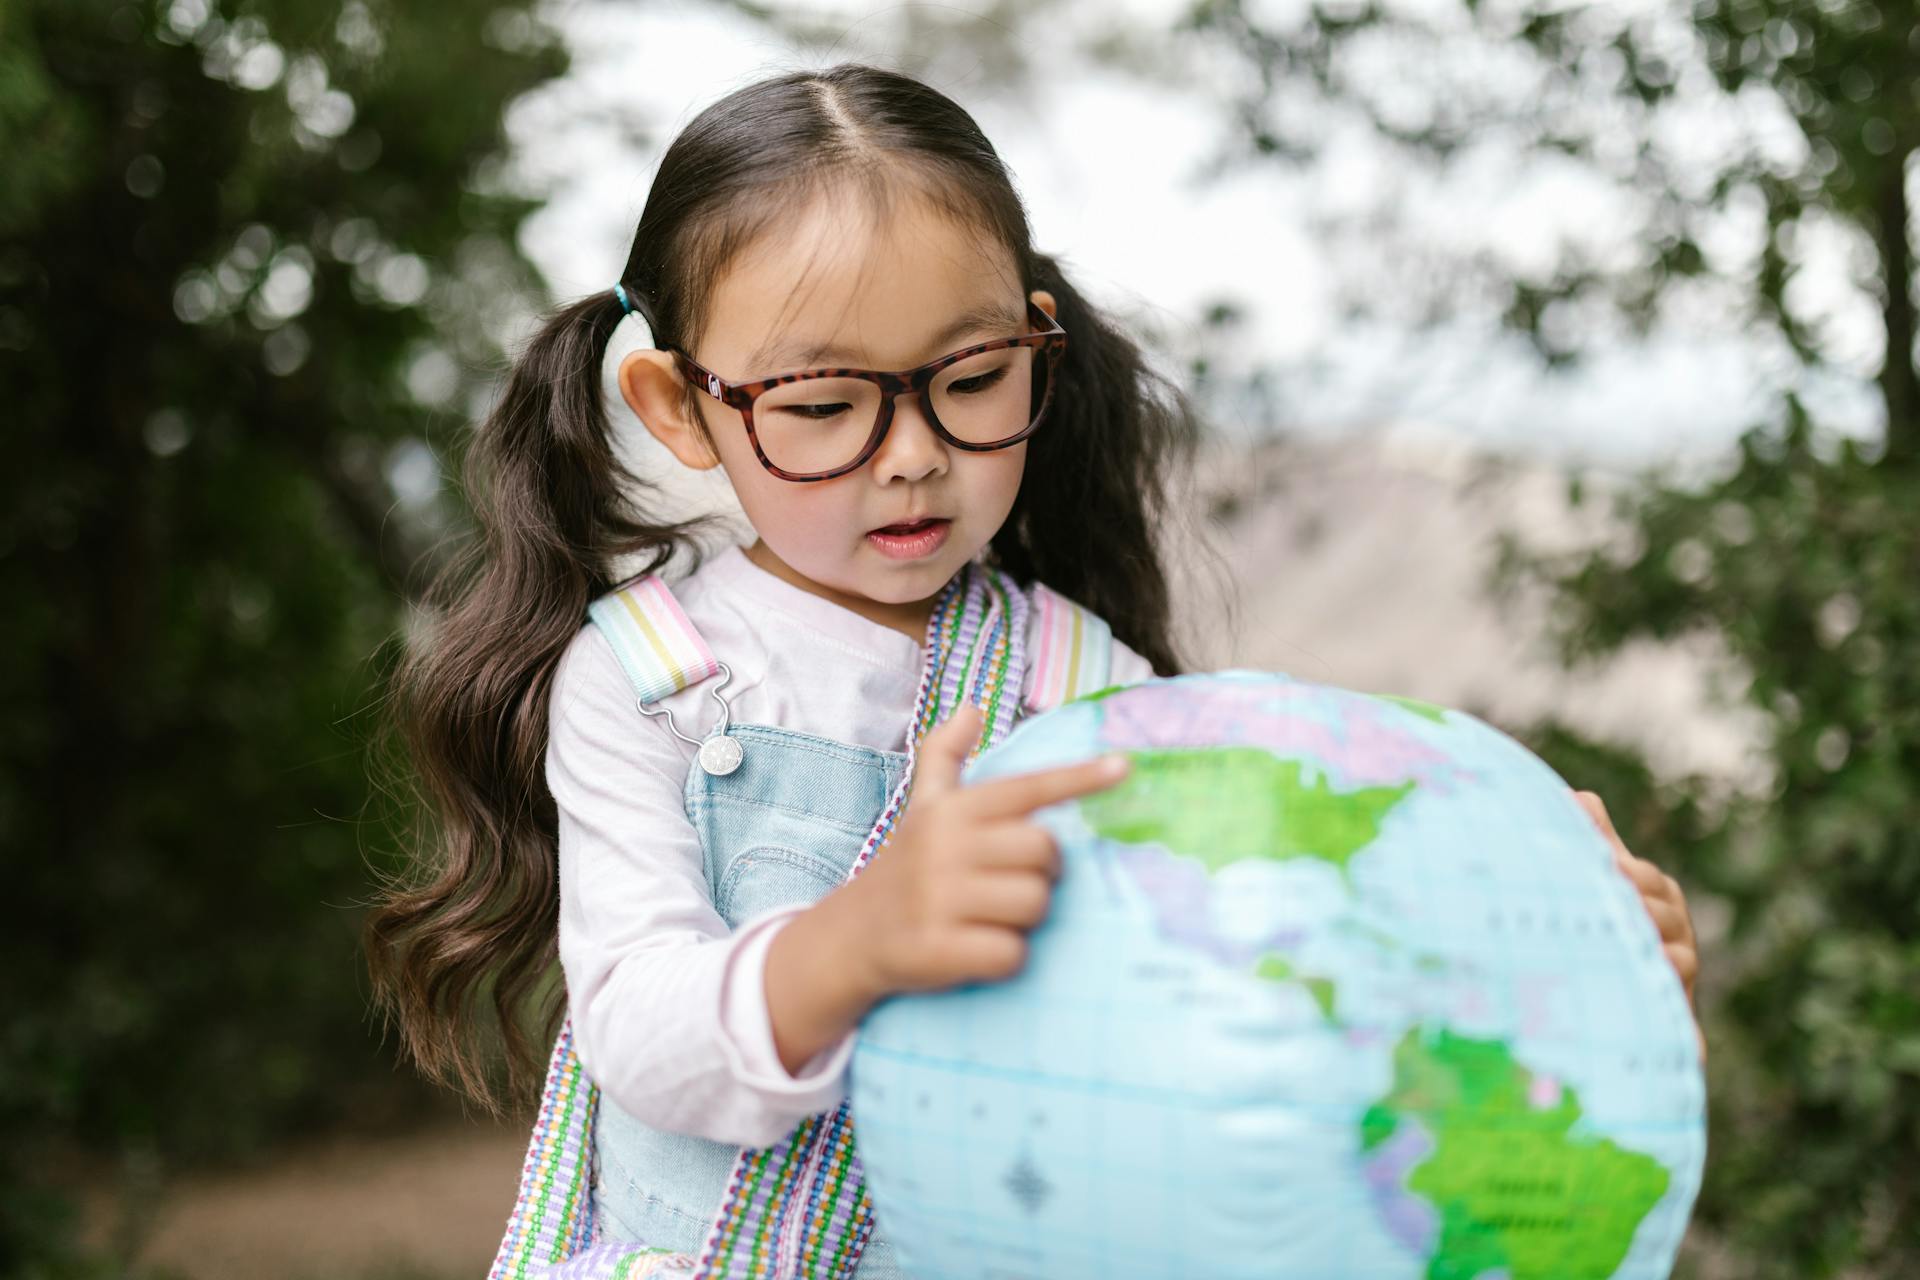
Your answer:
[487,571,721,1280]
[1022,581,1114,713]
[585,571,725,702]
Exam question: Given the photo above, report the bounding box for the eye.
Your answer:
[776,401,854,420]
[950,367,1008,395]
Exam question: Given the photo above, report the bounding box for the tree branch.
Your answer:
[1878,146,1916,464]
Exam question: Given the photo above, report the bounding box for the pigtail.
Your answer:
[990,251,1206,677]
[364,289,714,1116]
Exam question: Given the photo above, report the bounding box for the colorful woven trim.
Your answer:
[691,558,1031,1279]
[587,573,723,704]
[487,1021,608,1279]
[488,1027,705,1277]
[1023,582,1113,712]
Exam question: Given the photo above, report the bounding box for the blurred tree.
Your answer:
[1178,0,1917,1274]
[1517,409,1918,1279]
[0,0,562,1270]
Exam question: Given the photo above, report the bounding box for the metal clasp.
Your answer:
[636,660,743,775]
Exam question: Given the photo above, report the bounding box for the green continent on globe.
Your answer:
[1361,1027,1671,1280]
[1079,747,1416,876]
[1253,953,1339,1023]
[1375,693,1451,724]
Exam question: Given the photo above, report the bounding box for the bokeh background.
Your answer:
[6,0,1915,1276]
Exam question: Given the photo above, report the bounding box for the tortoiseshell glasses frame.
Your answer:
[669,298,1069,482]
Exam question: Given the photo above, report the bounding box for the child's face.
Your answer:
[620,192,1055,639]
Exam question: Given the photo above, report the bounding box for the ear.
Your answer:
[1029,288,1058,322]
[616,349,723,471]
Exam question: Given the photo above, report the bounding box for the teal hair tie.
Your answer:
[608,282,658,355]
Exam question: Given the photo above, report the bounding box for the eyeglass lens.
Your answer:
[753,346,1051,475]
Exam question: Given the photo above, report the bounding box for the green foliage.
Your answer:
[1180,0,1920,408]
[1,0,563,1266]
[1518,416,1920,1278]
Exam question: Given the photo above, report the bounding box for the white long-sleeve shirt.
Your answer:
[548,542,1154,1147]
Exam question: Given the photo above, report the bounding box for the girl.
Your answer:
[365,62,1699,1280]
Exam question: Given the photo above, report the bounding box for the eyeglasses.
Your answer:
[670,298,1068,482]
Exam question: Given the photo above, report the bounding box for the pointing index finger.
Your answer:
[961,753,1132,819]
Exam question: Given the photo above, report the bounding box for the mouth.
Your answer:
[865,516,953,559]
[867,516,948,536]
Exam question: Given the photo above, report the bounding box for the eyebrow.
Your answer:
[745,299,1028,373]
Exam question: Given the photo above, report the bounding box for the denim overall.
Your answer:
[591,719,916,1274]
[558,566,1115,1279]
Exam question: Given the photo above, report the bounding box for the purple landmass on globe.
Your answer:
[1111,844,1305,969]
[1099,682,1478,794]
[1361,1121,1441,1256]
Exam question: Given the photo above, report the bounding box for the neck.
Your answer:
[742,539,944,645]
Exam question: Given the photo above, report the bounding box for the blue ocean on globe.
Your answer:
[849,669,1706,1280]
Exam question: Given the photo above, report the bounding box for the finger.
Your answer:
[1664,940,1699,985]
[913,704,983,805]
[1615,852,1671,898]
[1573,789,1631,859]
[941,925,1029,985]
[962,753,1132,820]
[957,869,1056,930]
[1573,789,1617,839]
[969,822,1065,879]
[1643,897,1691,944]
[1665,942,1699,1002]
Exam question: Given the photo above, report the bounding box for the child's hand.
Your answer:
[1573,789,1706,1061]
[845,703,1132,1000]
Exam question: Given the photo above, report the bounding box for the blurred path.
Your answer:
[84,1121,525,1280]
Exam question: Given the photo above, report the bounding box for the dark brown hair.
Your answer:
[364,62,1206,1115]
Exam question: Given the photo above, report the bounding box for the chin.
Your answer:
[856,564,945,599]
[858,547,963,592]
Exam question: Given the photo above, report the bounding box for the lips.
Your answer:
[870,516,947,535]
[865,516,953,561]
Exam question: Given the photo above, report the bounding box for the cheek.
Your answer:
[967,443,1029,511]
[731,464,856,550]
[703,410,797,510]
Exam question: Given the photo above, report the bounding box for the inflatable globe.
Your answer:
[850,670,1705,1280]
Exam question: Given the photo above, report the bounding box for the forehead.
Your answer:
[702,189,1024,376]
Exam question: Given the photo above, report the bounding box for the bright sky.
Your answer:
[509,0,1889,473]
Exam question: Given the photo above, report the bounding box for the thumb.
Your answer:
[913,703,983,803]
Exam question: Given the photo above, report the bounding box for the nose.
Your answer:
[870,390,948,484]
